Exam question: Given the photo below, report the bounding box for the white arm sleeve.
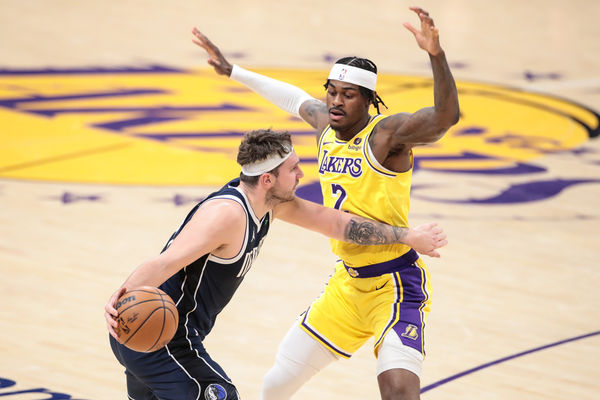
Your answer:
[230,64,316,117]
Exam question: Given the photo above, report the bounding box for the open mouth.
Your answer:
[329,108,345,121]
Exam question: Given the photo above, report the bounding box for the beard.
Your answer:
[266,185,296,204]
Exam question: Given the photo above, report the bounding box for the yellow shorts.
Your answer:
[299,254,432,358]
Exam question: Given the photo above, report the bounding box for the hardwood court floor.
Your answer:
[1,1,599,399]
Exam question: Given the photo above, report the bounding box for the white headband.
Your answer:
[328,64,377,91]
[241,147,294,176]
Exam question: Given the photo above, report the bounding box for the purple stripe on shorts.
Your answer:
[392,263,428,354]
[300,308,352,358]
[374,272,403,349]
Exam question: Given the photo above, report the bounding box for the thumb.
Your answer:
[403,22,419,36]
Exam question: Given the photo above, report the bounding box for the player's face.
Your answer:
[326,80,371,132]
[268,152,303,203]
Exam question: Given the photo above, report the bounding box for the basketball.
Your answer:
[115,286,179,352]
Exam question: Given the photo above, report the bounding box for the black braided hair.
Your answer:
[324,56,388,114]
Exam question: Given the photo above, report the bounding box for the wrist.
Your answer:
[429,49,445,58]
[230,64,242,79]
[401,227,414,246]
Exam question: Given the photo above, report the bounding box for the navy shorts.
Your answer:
[110,334,239,400]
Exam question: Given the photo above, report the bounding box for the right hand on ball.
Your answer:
[105,287,127,340]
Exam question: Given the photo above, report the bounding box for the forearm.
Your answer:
[276,198,410,246]
[230,65,315,117]
[343,216,448,258]
[119,258,174,291]
[342,215,409,246]
[429,51,460,126]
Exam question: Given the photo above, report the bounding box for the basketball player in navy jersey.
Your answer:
[192,6,459,400]
[105,129,447,400]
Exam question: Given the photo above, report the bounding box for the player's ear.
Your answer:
[260,173,273,187]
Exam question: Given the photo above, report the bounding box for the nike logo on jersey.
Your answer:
[318,150,362,177]
[375,281,388,290]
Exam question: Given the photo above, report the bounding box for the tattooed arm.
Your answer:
[274,196,447,257]
[367,8,459,174]
[394,7,460,145]
[299,99,330,134]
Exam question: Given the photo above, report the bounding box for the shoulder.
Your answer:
[373,112,411,132]
[368,113,416,167]
[300,99,329,131]
[369,113,411,144]
[192,197,247,227]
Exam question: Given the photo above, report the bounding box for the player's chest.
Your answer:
[318,138,366,178]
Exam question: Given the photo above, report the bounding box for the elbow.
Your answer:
[434,108,460,135]
[434,100,460,127]
[440,106,460,127]
[450,107,460,125]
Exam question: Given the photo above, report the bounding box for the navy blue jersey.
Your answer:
[159,178,271,341]
[110,177,267,399]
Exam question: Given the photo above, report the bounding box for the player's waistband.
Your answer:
[342,249,419,278]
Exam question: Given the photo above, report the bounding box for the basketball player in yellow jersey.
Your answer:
[193,6,459,399]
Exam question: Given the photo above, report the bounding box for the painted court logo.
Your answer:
[0,376,87,399]
[0,66,598,205]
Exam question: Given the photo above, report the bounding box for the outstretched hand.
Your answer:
[405,222,447,258]
[403,7,442,56]
[191,27,233,76]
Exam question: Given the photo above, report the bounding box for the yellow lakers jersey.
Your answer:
[317,114,413,267]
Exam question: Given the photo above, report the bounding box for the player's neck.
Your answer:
[239,182,270,219]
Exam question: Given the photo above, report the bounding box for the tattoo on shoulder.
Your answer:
[345,219,406,245]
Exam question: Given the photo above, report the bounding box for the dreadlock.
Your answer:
[324,56,388,113]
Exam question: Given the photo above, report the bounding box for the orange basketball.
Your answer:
[115,286,179,352]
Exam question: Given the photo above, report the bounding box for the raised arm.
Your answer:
[375,7,460,147]
[273,196,447,257]
[191,27,233,76]
[104,199,245,339]
[191,28,329,131]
